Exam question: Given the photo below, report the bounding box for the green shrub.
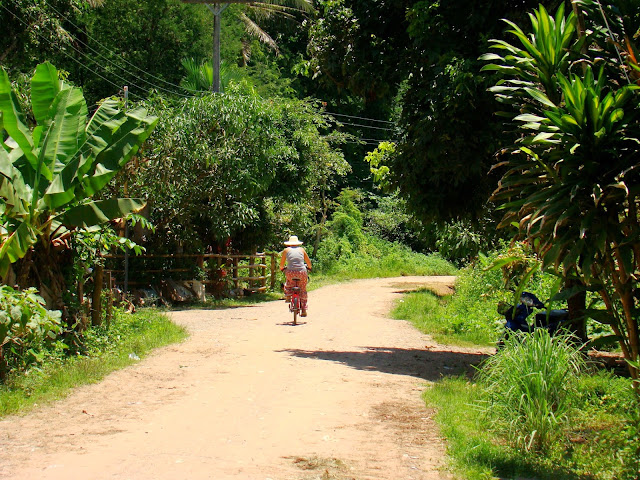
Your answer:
[314,189,456,279]
[476,330,586,453]
[0,286,63,377]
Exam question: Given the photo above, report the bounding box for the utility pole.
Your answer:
[181,0,253,93]
[123,85,130,295]
[210,4,225,93]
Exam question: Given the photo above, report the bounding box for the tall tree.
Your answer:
[390,0,561,222]
[118,88,348,252]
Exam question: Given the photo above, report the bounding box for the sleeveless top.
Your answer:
[286,247,306,271]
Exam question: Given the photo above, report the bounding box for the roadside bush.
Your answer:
[314,188,456,278]
[476,330,586,453]
[436,242,559,344]
[364,193,424,250]
[0,286,63,378]
[424,373,639,480]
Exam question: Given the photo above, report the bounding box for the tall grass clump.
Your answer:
[477,329,585,453]
[425,371,639,479]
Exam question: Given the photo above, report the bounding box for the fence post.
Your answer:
[261,254,267,291]
[77,277,88,330]
[91,264,103,326]
[270,253,277,290]
[233,257,239,291]
[249,249,256,291]
[105,271,113,327]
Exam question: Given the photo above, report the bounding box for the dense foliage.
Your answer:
[116,89,349,253]
[0,286,62,378]
[482,2,640,385]
[0,62,157,311]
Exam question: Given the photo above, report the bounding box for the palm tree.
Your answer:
[182,0,314,92]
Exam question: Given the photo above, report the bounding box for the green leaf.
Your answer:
[549,285,590,302]
[585,334,619,350]
[30,62,61,126]
[0,69,39,173]
[514,113,548,123]
[0,143,13,179]
[583,308,615,325]
[483,256,523,272]
[56,198,146,228]
[81,102,158,196]
[42,87,87,178]
[0,222,39,278]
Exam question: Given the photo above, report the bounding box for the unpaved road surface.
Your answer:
[0,276,491,480]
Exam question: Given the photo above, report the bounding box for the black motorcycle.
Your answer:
[498,291,568,341]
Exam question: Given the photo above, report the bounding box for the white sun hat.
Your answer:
[284,235,303,246]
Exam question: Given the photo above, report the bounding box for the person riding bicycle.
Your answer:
[279,235,312,317]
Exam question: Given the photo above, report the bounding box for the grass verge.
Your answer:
[391,289,495,347]
[424,374,639,480]
[0,308,187,418]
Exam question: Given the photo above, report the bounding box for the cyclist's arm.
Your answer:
[303,249,312,270]
[279,248,288,271]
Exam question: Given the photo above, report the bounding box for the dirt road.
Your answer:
[0,276,491,480]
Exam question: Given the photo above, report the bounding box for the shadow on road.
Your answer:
[277,346,491,382]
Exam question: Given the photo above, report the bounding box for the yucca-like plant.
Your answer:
[481,2,640,392]
[477,329,585,453]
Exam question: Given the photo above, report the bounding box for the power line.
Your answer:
[0,4,150,100]
[326,111,395,125]
[357,137,395,143]
[45,2,191,97]
[332,120,395,132]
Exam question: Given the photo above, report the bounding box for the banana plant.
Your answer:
[0,62,157,305]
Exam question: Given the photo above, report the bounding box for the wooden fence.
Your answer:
[103,252,279,294]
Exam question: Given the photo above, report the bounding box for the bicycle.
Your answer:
[288,277,302,325]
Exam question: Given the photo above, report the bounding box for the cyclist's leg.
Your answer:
[284,270,294,301]
[298,272,308,315]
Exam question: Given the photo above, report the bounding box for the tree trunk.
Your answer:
[13,246,68,313]
[566,278,588,344]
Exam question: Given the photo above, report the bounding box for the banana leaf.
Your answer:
[56,198,146,228]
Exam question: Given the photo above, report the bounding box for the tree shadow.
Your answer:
[276,346,491,382]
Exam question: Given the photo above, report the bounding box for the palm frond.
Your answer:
[240,12,279,53]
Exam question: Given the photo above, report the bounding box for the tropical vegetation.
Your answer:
[481,1,640,387]
[1,0,639,476]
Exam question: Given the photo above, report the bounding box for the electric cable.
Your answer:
[1,4,151,100]
[331,120,395,132]
[45,2,192,97]
[326,111,395,124]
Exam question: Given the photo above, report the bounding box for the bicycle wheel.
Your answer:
[292,296,299,325]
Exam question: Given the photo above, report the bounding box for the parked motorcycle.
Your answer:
[498,291,568,343]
